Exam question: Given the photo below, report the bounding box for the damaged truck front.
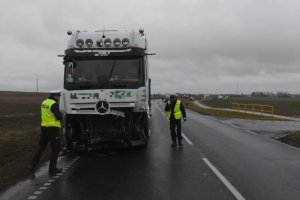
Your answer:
[60,29,152,151]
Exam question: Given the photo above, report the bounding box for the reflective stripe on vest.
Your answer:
[41,99,61,127]
[168,100,183,120]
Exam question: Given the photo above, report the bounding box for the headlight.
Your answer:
[85,39,93,47]
[122,38,130,47]
[76,39,84,48]
[113,38,121,47]
[104,38,112,47]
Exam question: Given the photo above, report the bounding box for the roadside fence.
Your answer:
[232,103,274,115]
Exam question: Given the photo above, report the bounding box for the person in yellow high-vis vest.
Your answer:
[31,90,63,175]
[164,94,187,147]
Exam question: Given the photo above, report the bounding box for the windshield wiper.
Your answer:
[108,59,117,78]
[98,60,117,88]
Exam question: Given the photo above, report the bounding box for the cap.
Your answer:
[50,90,62,96]
[170,94,177,100]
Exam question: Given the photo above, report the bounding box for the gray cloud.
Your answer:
[1,0,300,94]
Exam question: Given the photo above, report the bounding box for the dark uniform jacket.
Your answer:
[48,95,63,121]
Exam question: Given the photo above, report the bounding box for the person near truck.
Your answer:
[30,90,63,175]
[164,94,187,147]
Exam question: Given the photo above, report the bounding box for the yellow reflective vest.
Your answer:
[167,100,183,120]
[41,99,61,128]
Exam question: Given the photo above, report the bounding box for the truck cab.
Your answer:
[60,29,151,150]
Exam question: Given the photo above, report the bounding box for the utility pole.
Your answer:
[237,81,239,95]
[36,79,39,93]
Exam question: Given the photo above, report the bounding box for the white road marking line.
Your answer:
[156,105,167,118]
[245,130,257,135]
[33,191,43,195]
[156,105,163,112]
[182,133,193,145]
[231,124,239,128]
[27,196,38,199]
[27,156,80,200]
[202,158,246,200]
[209,117,217,121]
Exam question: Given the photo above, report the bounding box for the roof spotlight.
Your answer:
[122,38,130,47]
[85,39,93,47]
[104,38,112,47]
[76,39,84,48]
[113,38,121,47]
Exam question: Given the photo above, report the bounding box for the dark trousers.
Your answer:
[170,118,182,143]
[31,127,61,171]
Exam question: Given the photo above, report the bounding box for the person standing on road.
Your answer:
[31,90,63,175]
[165,94,187,147]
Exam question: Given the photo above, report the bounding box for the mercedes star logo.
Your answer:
[96,100,109,114]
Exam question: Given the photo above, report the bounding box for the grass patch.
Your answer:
[201,97,300,117]
[0,104,40,116]
[0,104,51,191]
[184,100,283,121]
[277,131,300,148]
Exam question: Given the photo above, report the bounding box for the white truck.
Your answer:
[60,29,152,151]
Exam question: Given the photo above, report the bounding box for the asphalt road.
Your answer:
[2,100,300,200]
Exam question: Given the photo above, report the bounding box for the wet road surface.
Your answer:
[1,100,300,200]
[216,117,300,139]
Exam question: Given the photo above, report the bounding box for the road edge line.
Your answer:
[202,158,246,200]
[182,133,193,145]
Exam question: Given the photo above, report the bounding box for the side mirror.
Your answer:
[63,56,77,68]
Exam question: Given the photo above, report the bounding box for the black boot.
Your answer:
[49,167,62,175]
[171,141,177,147]
[29,165,36,174]
[178,140,183,147]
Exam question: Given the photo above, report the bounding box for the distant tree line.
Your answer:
[251,91,291,97]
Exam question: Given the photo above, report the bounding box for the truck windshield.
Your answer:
[64,58,144,90]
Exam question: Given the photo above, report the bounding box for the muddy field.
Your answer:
[0,91,48,104]
[0,91,50,192]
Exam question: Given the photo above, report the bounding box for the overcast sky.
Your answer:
[0,0,300,94]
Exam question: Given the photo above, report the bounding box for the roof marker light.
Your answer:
[122,38,130,47]
[113,38,121,47]
[104,38,112,47]
[76,39,84,48]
